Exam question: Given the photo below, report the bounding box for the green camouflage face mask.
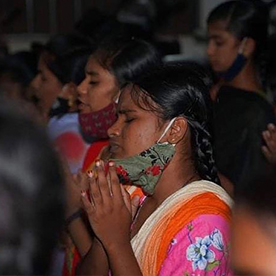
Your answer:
[111,118,176,195]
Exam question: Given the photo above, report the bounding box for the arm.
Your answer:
[81,160,142,276]
[75,238,109,276]
[64,165,92,256]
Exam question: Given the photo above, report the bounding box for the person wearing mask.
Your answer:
[78,63,232,276]
[63,36,161,276]
[206,0,276,193]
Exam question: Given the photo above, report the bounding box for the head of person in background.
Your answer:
[78,36,161,142]
[232,165,276,275]
[30,34,94,121]
[0,98,64,275]
[0,51,37,102]
[206,0,269,96]
[46,48,92,118]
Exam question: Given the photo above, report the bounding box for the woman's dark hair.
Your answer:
[130,63,220,185]
[207,0,269,90]
[47,48,91,85]
[0,99,64,275]
[93,36,162,87]
[43,34,95,85]
[0,51,37,87]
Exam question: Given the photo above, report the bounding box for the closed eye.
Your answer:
[125,118,135,123]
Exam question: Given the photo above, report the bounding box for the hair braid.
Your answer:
[189,120,220,185]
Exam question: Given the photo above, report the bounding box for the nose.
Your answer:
[77,78,88,95]
[107,117,121,138]
[206,40,215,57]
[29,74,42,98]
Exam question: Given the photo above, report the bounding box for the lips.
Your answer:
[78,98,90,112]
[109,141,121,154]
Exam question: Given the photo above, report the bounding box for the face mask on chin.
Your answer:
[218,37,248,82]
[110,118,177,195]
[78,102,117,140]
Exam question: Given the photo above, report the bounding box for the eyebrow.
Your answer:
[117,109,137,115]
[209,34,223,39]
[85,70,98,76]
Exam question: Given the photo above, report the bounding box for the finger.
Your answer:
[131,195,140,219]
[108,161,122,199]
[81,190,95,216]
[120,184,131,213]
[78,171,90,190]
[95,160,111,202]
[267,123,276,133]
[262,145,273,162]
[262,130,271,140]
[89,171,102,207]
[263,131,276,151]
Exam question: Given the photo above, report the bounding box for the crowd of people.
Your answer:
[0,0,276,275]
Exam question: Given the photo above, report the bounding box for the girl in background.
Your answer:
[207,0,276,193]
[63,36,161,276]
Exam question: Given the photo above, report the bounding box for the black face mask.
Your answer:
[218,53,247,81]
[49,97,70,118]
[217,37,248,82]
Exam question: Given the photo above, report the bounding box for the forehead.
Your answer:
[86,55,107,73]
[208,20,235,39]
[118,85,153,112]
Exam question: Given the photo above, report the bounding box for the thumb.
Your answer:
[131,195,140,219]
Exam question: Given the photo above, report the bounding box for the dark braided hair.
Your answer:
[130,63,220,185]
[207,0,270,91]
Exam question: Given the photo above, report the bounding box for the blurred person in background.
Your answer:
[30,34,94,174]
[206,0,276,195]
[232,165,276,275]
[0,51,41,119]
[0,98,64,275]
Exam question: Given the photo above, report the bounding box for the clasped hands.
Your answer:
[81,160,140,249]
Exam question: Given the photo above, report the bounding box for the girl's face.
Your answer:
[207,20,241,73]
[31,55,62,116]
[107,86,166,159]
[231,206,276,275]
[77,55,119,113]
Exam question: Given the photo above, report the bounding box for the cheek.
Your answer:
[122,124,158,155]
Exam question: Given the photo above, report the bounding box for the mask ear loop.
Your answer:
[238,37,248,54]
[157,117,177,144]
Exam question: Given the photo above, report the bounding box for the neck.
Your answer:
[225,59,263,92]
[150,143,200,204]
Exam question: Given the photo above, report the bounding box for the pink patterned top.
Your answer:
[159,214,232,276]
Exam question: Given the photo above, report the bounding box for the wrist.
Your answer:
[103,239,131,254]
[65,209,83,229]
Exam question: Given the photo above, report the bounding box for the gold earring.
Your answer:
[68,96,74,107]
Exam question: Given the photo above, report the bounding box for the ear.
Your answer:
[167,117,188,144]
[61,82,77,98]
[243,37,256,58]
